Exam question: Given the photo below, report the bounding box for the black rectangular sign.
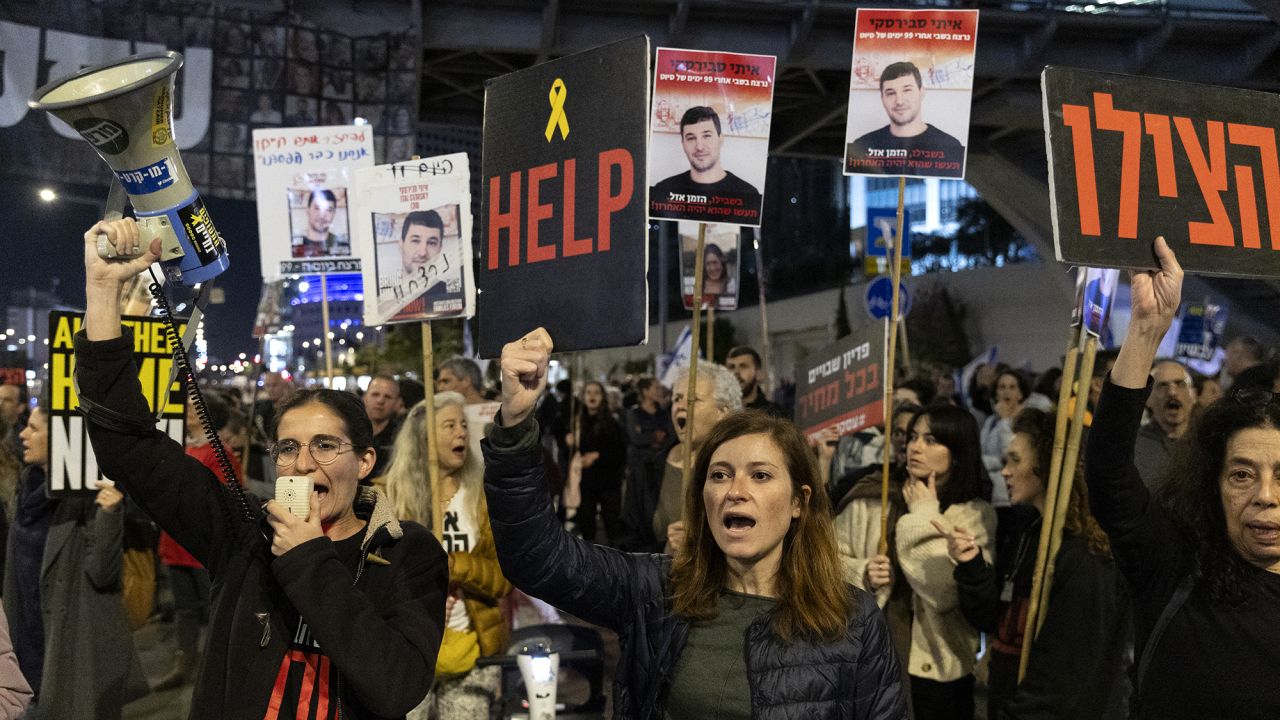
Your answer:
[1044,66,1280,278]
[793,321,888,443]
[478,36,650,356]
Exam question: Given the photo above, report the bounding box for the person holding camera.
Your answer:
[483,328,905,719]
[74,219,448,719]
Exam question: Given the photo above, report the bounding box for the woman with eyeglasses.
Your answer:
[1089,237,1280,719]
[74,219,447,720]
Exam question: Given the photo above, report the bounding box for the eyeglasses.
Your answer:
[269,437,355,466]
[1153,378,1194,393]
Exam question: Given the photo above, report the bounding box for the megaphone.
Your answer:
[29,51,229,286]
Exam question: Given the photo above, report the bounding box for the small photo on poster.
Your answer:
[648,48,776,228]
[288,185,352,258]
[843,9,978,179]
[372,206,466,319]
[678,222,740,311]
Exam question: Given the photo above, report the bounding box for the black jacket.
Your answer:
[1088,379,1280,719]
[955,523,1129,720]
[75,330,447,719]
[484,413,906,720]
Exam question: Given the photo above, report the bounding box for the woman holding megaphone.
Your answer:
[73,219,449,719]
[483,328,906,719]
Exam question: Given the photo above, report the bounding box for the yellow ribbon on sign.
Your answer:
[545,78,569,142]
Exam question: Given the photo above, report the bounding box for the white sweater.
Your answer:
[833,496,893,608]
[895,497,996,682]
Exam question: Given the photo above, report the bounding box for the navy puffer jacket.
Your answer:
[483,415,907,720]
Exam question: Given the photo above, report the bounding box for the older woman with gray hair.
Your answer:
[652,363,744,555]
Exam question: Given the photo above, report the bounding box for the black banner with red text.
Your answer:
[1044,67,1280,278]
[478,36,650,356]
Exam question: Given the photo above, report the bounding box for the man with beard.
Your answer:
[725,346,782,417]
[1134,359,1196,487]
[846,62,965,178]
[652,106,760,204]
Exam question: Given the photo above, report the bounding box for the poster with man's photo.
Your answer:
[677,222,741,311]
[252,125,376,278]
[352,153,475,326]
[648,48,776,227]
[843,9,978,179]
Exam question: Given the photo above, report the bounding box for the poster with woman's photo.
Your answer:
[843,9,978,179]
[678,221,740,311]
[352,153,475,326]
[252,125,375,279]
[648,48,776,228]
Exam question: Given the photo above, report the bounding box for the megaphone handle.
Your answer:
[96,177,143,260]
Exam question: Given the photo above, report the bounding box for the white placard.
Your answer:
[252,125,376,279]
[351,153,474,326]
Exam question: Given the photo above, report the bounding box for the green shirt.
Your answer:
[664,591,776,720]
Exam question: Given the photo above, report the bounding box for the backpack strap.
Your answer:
[1135,573,1196,696]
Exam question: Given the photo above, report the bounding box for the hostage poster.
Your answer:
[843,9,978,179]
[352,153,474,326]
[648,48,775,227]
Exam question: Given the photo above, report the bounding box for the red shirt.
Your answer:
[157,443,244,567]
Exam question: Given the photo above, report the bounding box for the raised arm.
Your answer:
[484,329,665,631]
[75,219,238,570]
[1085,237,1188,591]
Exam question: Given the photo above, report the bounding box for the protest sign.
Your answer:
[794,321,888,442]
[678,222,740,311]
[252,125,376,278]
[1175,301,1227,362]
[478,36,649,356]
[47,310,186,495]
[1071,266,1120,339]
[1044,67,1280,278]
[844,9,978,179]
[352,153,475,326]
[648,48,775,227]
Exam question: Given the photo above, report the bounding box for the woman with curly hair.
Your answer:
[942,408,1129,719]
[1088,237,1280,719]
[383,393,511,720]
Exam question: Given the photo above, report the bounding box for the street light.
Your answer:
[38,188,57,203]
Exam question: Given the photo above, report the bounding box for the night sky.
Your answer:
[0,175,266,363]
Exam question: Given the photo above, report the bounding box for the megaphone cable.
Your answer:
[148,269,257,525]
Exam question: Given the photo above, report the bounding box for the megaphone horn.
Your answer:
[29,51,230,286]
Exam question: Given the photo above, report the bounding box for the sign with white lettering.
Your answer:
[793,321,888,443]
[47,311,186,496]
[843,9,978,179]
[647,48,775,227]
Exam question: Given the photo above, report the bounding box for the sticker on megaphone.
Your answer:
[29,51,230,286]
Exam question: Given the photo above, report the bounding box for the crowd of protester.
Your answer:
[0,226,1272,718]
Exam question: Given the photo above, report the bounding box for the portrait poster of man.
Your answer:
[648,48,775,228]
[843,9,978,179]
[288,184,352,258]
[677,221,741,311]
[352,153,474,326]
[252,125,375,278]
